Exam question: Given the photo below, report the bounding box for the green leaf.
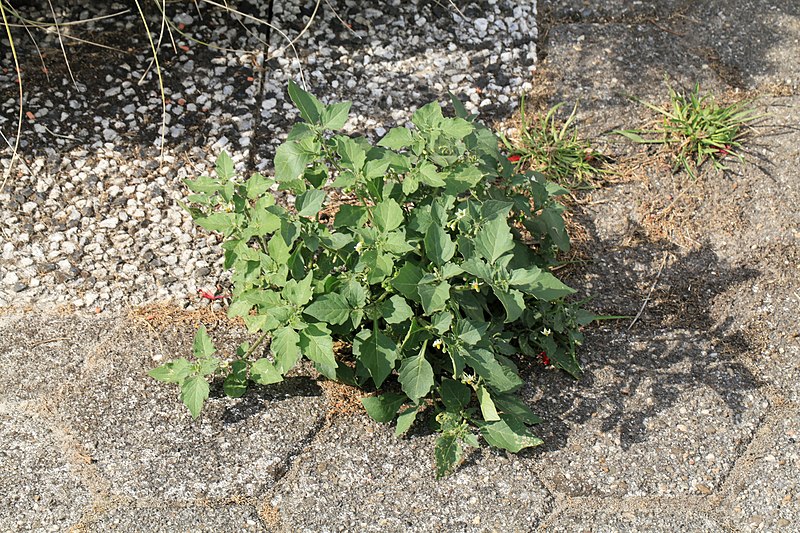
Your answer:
[245,172,274,199]
[379,295,414,324]
[288,80,323,123]
[417,281,451,315]
[185,175,221,195]
[529,272,576,301]
[251,358,284,385]
[509,267,543,290]
[475,216,514,263]
[180,376,210,419]
[398,346,435,403]
[440,378,471,411]
[412,101,444,131]
[196,213,236,234]
[424,225,456,266]
[540,208,570,252]
[299,323,337,376]
[444,166,483,196]
[439,117,473,139]
[215,151,235,181]
[270,326,302,373]
[496,289,525,323]
[461,257,494,283]
[334,205,367,228]
[479,418,543,453]
[357,327,398,388]
[493,394,542,426]
[321,101,351,130]
[392,263,424,303]
[275,141,314,182]
[268,233,291,264]
[361,392,406,423]
[417,161,447,187]
[431,311,453,334]
[296,189,326,218]
[461,347,523,393]
[223,360,249,398]
[149,358,192,384]
[336,136,367,172]
[373,199,404,233]
[197,357,220,376]
[193,326,215,359]
[282,273,314,306]
[395,406,419,436]
[449,92,471,119]
[455,319,488,345]
[383,231,415,255]
[435,434,462,478]
[341,280,368,309]
[481,200,513,221]
[378,127,414,150]
[476,384,500,421]
[304,293,351,325]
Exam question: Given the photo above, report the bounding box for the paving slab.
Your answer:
[54,318,327,502]
[0,401,91,532]
[271,414,553,532]
[76,504,268,532]
[526,328,768,498]
[685,0,800,91]
[718,404,800,531]
[0,312,117,402]
[542,0,691,23]
[542,498,722,531]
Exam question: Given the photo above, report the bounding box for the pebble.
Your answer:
[98,217,119,229]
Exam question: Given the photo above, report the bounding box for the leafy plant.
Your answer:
[501,97,608,189]
[614,83,761,178]
[151,82,593,476]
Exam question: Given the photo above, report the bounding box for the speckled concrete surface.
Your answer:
[1,0,799,531]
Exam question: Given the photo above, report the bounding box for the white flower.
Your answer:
[541,328,552,337]
[355,241,364,252]
[432,338,444,350]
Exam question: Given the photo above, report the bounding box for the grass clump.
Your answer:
[615,84,761,178]
[501,98,608,190]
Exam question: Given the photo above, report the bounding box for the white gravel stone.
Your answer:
[99,217,119,229]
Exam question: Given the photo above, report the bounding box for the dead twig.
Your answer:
[628,252,669,330]
[30,337,69,348]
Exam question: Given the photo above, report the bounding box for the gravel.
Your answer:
[0,0,538,313]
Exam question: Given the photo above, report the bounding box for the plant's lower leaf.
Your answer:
[357,327,398,388]
[460,347,523,393]
[435,434,463,478]
[479,418,543,453]
[299,323,337,378]
[476,384,500,421]
[223,360,249,398]
[395,406,419,436]
[398,347,435,404]
[440,378,471,411]
[271,326,302,374]
[149,358,192,384]
[180,375,210,419]
[251,358,284,385]
[361,392,406,423]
